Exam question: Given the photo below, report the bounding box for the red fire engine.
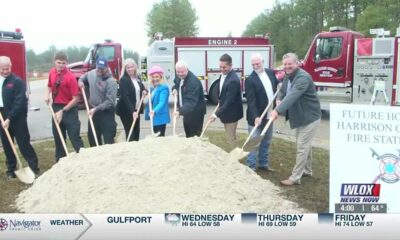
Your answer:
[301,26,400,109]
[0,29,27,83]
[146,27,400,108]
[67,40,123,81]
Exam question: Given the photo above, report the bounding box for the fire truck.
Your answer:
[146,35,274,104]
[0,29,27,84]
[67,40,123,81]
[66,40,124,107]
[301,26,400,109]
[146,27,400,108]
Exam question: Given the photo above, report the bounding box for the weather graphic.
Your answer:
[370,148,400,184]
[165,213,181,226]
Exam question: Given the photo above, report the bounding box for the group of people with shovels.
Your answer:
[1,51,321,186]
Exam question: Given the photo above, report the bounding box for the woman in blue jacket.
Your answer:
[145,66,170,136]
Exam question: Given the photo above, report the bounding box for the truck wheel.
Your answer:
[208,82,219,105]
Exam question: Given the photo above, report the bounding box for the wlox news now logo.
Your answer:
[340,183,380,203]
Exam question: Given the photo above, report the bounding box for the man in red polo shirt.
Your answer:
[45,52,83,162]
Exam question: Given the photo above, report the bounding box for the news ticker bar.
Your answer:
[0,213,399,240]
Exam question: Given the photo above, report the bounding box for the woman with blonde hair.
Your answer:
[145,66,170,136]
[116,58,147,141]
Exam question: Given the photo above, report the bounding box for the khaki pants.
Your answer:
[289,119,320,183]
[224,121,238,151]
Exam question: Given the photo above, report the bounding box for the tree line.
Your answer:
[242,0,399,60]
[27,0,399,72]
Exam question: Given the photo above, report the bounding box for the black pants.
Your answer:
[52,104,83,161]
[0,113,39,174]
[88,109,117,147]
[120,113,140,141]
[153,124,166,137]
[183,117,204,138]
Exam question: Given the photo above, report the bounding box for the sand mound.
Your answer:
[16,137,300,213]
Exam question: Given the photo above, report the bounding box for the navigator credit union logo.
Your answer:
[0,218,41,232]
[0,218,8,231]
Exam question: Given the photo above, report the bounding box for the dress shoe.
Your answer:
[5,172,17,181]
[258,166,275,172]
[280,179,298,186]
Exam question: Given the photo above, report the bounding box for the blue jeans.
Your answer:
[246,123,273,170]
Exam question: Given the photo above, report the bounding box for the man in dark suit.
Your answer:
[245,53,278,171]
[209,54,243,149]
[172,61,206,137]
[0,56,39,180]
[271,52,321,186]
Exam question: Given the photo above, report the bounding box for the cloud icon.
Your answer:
[166,214,180,222]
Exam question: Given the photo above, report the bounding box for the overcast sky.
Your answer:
[1,0,276,55]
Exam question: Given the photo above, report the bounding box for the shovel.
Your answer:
[235,85,281,154]
[229,85,281,160]
[172,93,178,136]
[127,94,146,141]
[81,86,99,146]
[147,89,160,137]
[0,112,35,184]
[200,104,219,138]
[47,102,69,157]
[229,117,275,160]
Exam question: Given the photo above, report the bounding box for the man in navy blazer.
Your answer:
[172,61,206,137]
[209,54,243,149]
[245,53,278,171]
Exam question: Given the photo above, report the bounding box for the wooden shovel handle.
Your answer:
[48,103,69,156]
[81,86,99,146]
[127,95,146,141]
[0,112,22,169]
[200,103,219,137]
[173,93,178,136]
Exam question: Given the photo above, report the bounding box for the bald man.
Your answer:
[172,61,206,137]
[245,53,278,171]
[0,56,39,180]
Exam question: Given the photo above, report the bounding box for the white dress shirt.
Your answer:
[131,77,141,110]
[179,79,184,108]
[0,76,5,107]
[219,74,227,96]
[257,71,274,117]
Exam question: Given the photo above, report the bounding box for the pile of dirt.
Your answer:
[16,137,301,213]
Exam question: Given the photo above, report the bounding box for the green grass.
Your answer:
[0,131,329,213]
[206,131,329,213]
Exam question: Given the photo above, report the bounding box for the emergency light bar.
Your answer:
[0,29,23,40]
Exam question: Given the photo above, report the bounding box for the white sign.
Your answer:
[369,28,384,35]
[330,104,400,213]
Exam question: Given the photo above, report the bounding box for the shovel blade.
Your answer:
[153,132,161,137]
[15,167,35,184]
[228,147,250,160]
[242,135,264,152]
[145,131,161,139]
